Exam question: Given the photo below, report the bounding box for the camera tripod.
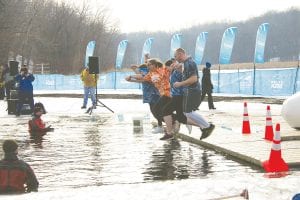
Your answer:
[86,74,114,115]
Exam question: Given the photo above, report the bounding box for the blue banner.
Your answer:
[254,23,270,63]
[140,38,154,64]
[219,27,238,64]
[194,32,208,65]
[115,40,128,69]
[33,66,300,95]
[170,33,182,58]
[84,40,96,67]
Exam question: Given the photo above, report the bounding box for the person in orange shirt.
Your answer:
[126,58,173,140]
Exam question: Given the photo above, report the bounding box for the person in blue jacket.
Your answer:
[15,65,35,116]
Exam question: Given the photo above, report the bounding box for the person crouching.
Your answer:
[28,107,53,138]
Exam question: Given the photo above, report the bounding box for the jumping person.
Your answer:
[173,48,215,140]
[130,55,163,133]
[126,58,172,140]
[162,59,185,135]
[0,140,39,194]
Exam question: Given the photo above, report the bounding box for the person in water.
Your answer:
[0,139,39,194]
[28,106,54,138]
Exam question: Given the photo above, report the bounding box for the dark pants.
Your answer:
[16,91,34,115]
[163,95,187,124]
[183,88,201,113]
[200,90,215,109]
[149,103,163,126]
[0,87,4,100]
[153,96,172,126]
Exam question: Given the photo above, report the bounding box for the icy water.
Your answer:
[0,98,299,199]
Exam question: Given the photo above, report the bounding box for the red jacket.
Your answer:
[28,116,47,137]
[0,153,39,193]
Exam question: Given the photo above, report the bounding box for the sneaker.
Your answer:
[81,106,86,109]
[173,120,181,133]
[152,126,164,134]
[200,124,215,140]
[160,133,173,140]
[186,124,192,134]
[93,105,97,109]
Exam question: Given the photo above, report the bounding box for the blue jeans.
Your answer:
[83,86,96,107]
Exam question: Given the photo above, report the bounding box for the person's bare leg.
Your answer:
[163,115,173,134]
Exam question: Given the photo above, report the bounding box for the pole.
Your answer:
[293,58,300,94]
[252,62,256,95]
[114,69,117,90]
[238,68,240,93]
[217,64,220,93]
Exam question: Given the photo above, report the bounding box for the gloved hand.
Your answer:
[45,125,54,132]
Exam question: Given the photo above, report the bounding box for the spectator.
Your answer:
[0,139,39,194]
[15,65,35,116]
[200,62,216,110]
[80,67,98,109]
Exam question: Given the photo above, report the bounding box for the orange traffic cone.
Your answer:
[242,102,251,134]
[263,123,289,173]
[264,105,274,141]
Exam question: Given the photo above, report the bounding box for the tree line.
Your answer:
[122,8,300,69]
[0,0,120,74]
[0,0,299,74]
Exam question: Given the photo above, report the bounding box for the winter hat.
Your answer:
[34,106,43,114]
[205,62,211,68]
[3,140,18,153]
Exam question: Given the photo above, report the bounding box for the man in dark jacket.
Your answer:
[0,139,39,194]
[200,62,216,110]
[15,65,35,116]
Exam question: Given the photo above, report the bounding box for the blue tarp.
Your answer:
[32,67,300,96]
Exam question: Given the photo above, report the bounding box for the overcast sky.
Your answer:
[61,0,300,33]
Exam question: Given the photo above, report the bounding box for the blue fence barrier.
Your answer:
[33,67,300,96]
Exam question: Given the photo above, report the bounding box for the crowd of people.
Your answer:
[126,48,215,140]
[0,63,53,194]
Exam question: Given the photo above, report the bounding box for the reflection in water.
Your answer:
[200,150,212,176]
[143,139,214,181]
[0,110,259,192]
[143,139,186,181]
